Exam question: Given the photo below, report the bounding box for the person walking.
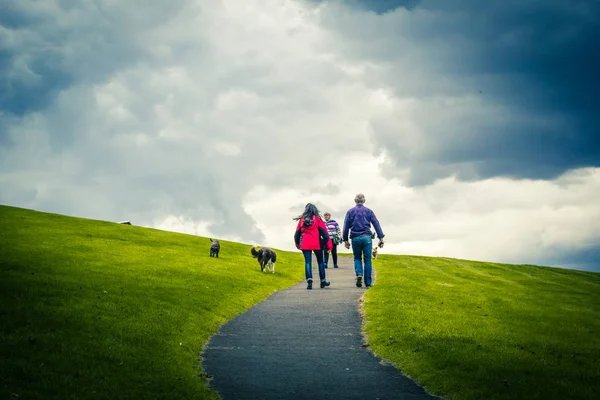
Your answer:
[323,212,342,269]
[294,203,332,290]
[342,193,384,288]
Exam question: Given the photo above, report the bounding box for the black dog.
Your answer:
[210,239,220,258]
[251,246,276,273]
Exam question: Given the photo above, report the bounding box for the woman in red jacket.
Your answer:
[294,203,332,290]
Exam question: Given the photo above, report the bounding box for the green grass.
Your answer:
[363,255,600,400]
[0,205,304,399]
[3,205,600,400]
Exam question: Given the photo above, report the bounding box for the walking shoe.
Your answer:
[334,265,339,268]
[307,280,313,290]
[356,275,363,288]
[320,280,331,288]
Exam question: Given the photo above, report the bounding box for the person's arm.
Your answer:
[370,210,385,247]
[319,227,332,252]
[294,221,302,248]
[342,212,351,242]
[320,219,333,251]
[342,211,353,249]
[319,219,330,239]
[318,224,330,251]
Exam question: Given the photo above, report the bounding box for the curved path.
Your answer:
[202,256,438,400]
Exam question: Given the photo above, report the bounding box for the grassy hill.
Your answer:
[0,205,304,399]
[1,205,599,399]
[364,255,600,400]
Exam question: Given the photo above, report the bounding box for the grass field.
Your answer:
[0,205,303,399]
[2,205,599,399]
[363,255,600,400]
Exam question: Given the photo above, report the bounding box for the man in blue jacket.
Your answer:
[342,193,385,288]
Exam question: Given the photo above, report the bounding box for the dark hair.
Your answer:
[293,203,322,226]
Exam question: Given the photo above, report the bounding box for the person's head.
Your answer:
[324,212,331,221]
[354,193,366,204]
[294,203,321,221]
[303,203,320,218]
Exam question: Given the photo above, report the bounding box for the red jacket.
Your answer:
[294,216,332,251]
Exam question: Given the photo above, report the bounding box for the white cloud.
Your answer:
[243,164,600,270]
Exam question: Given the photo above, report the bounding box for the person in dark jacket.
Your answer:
[342,193,384,288]
[294,203,332,290]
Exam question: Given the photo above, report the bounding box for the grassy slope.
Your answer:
[3,205,599,400]
[0,205,303,399]
[363,255,600,400]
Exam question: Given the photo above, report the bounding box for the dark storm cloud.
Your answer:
[0,4,73,116]
[436,0,600,179]
[328,0,600,185]
[312,0,420,14]
[551,245,600,273]
[0,1,162,117]
[0,47,73,117]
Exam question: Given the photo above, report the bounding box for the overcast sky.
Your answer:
[1,0,599,272]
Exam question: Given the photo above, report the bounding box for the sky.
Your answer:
[1,0,599,272]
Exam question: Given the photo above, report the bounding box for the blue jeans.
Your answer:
[302,250,326,281]
[351,235,373,286]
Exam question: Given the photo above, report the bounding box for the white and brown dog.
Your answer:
[251,246,276,273]
[372,246,378,259]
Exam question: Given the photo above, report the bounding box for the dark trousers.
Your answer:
[324,244,338,267]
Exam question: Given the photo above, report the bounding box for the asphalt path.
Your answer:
[202,256,438,400]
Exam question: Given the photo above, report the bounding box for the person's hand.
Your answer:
[378,238,384,248]
[344,241,350,249]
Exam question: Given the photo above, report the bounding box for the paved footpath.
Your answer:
[202,256,438,400]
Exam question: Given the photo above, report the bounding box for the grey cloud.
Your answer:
[305,183,340,196]
[288,202,307,213]
[2,0,598,270]
[2,0,369,242]
[546,245,600,273]
[317,0,600,185]
[311,0,420,14]
[0,0,193,116]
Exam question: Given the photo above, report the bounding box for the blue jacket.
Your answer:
[342,204,384,241]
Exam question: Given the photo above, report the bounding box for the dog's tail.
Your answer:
[251,246,259,258]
